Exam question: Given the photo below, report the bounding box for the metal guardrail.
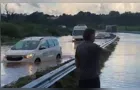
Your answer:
[22,36,118,88]
[101,36,118,48]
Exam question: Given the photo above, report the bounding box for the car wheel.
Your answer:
[56,54,61,62]
[34,58,41,65]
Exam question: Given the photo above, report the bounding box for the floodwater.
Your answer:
[101,33,140,88]
[1,36,109,87]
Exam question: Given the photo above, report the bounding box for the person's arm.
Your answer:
[96,44,111,55]
[75,50,80,80]
[102,48,112,54]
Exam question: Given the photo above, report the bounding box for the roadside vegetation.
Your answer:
[1,22,71,45]
[117,26,140,32]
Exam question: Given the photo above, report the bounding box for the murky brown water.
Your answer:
[101,33,140,88]
[1,36,109,87]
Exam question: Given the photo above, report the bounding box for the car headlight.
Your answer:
[25,54,34,59]
[72,39,75,42]
[3,54,6,58]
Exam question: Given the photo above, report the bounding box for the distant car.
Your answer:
[3,37,62,63]
[104,32,111,38]
[72,24,87,41]
[95,32,111,39]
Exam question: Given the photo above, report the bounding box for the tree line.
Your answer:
[1,9,140,43]
[2,11,140,27]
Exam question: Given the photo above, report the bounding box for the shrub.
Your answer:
[1,22,21,38]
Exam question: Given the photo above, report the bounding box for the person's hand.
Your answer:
[102,48,112,55]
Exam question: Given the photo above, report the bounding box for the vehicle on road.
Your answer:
[3,37,62,64]
[72,24,87,42]
[95,32,111,39]
[105,25,117,33]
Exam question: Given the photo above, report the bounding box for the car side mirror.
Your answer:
[39,46,46,50]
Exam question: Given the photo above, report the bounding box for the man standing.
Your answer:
[75,28,110,88]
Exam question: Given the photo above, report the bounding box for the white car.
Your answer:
[95,32,111,39]
[72,24,87,41]
[3,37,62,63]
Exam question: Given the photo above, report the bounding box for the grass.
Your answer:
[1,36,20,45]
[117,26,140,31]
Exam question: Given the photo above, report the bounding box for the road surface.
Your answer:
[101,33,140,88]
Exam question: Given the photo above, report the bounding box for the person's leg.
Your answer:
[78,79,90,88]
[92,77,100,88]
[78,77,100,88]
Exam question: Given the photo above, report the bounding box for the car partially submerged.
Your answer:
[3,36,62,63]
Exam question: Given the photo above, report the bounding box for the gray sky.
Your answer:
[1,3,140,15]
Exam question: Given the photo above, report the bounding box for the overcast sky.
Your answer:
[1,3,140,15]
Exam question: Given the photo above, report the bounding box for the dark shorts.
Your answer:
[78,77,100,88]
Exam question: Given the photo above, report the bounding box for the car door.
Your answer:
[47,39,55,60]
[38,40,50,61]
[51,39,58,59]
[53,39,60,57]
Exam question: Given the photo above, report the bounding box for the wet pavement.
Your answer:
[101,33,140,88]
[1,36,109,87]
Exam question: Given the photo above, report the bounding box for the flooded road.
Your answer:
[101,33,140,88]
[1,36,109,87]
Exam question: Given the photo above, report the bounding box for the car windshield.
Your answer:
[72,30,85,36]
[11,40,40,50]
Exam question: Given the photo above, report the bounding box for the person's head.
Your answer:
[83,28,96,42]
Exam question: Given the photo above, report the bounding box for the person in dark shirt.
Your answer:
[75,28,110,88]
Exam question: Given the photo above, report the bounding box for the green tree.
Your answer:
[1,23,20,38]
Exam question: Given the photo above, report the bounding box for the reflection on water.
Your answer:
[101,33,140,88]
